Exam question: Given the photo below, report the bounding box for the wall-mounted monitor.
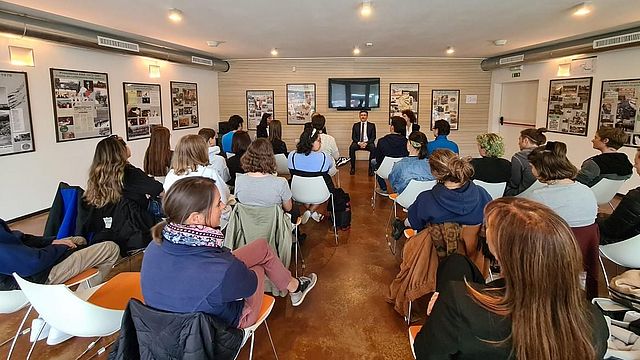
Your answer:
[328,78,380,110]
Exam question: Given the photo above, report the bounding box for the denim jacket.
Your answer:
[389,156,435,194]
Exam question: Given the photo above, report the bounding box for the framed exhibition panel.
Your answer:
[389,83,419,124]
[546,77,593,137]
[170,81,199,130]
[287,84,315,125]
[50,68,112,142]
[246,90,274,130]
[598,78,640,147]
[431,89,460,130]
[123,82,163,141]
[0,70,35,156]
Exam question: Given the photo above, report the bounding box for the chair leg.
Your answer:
[294,226,299,278]
[331,195,338,245]
[6,305,33,360]
[25,319,45,360]
[248,332,255,360]
[598,254,610,293]
[372,183,377,209]
[405,301,412,326]
[264,321,279,360]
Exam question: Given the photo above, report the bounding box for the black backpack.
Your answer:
[330,188,351,229]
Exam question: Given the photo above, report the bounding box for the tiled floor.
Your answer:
[1,164,624,359]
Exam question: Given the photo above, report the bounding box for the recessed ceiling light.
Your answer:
[446,46,455,55]
[168,8,183,22]
[365,42,374,47]
[493,39,508,46]
[360,1,372,17]
[572,2,593,16]
[270,48,279,56]
[353,47,361,55]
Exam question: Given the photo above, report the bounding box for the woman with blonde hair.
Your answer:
[470,133,511,184]
[163,134,230,203]
[406,149,492,231]
[414,197,608,359]
[143,126,173,181]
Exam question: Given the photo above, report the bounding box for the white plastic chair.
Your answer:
[599,233,640,286]
[242,294,278,360]
[386,180,437,254]
[516,180,545,198]
[473,180,506,200]
[290,175,338,245]
[14,272,140,360]
[275,154,290,176]
[371,157,403,209]
[591,178,626,211]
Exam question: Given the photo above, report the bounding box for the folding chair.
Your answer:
[472,180,506,200]
[591,178,626,211]
[371,157,403,209]
[290,175,338,245]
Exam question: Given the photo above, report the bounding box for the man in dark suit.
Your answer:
[349,110,376,176]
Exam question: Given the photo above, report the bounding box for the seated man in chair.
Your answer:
[0,218,120,290]
[349,110,376,176]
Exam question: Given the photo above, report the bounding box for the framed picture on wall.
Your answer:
[546,77,592,137]
[287,84,315,125]
[246,90,274,130]
[50,68,112,142]
[0,70,35,157]
[170,81,199,130]
[123,82,163,141]
[431,89,460,130]
[598,78,640,147]
[389,83,419,124]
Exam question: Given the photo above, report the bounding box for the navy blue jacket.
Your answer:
[374,133,408,166]
[0,219,68,290]
[408,182,492,231]
[141,239,257,328]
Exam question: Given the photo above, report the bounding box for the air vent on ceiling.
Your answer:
[499,54,525,65]
[97,36,140,52]
[191,56,213,66]
[593,31,640,49]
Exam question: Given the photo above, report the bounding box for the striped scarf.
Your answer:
[162,223,224,248]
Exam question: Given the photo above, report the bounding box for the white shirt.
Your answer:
[360,122,369,142]
[164,164,231,204]
[208,146,231,182]
[319,133,340,160]
[524,182,597,227]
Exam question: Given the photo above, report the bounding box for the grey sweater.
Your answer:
[504,148,536,196]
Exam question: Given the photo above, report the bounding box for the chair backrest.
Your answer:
[600,233,640,269]
[290,175,331,205]
[591,178,626,205]
[275,153,290,176]
[517,180,545,198]
[0,290,29,314]
[473,180,506,200]
[396,180,437,209]
[13,273,124,337]
[376,157,403,179]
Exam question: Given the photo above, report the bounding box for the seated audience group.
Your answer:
[6,107,640,360]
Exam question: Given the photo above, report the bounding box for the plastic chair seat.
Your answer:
[389,193,398,200]
[243,294,277,360]
[63,267,99,287]
[87,272,143,310]
[408,325,422,359]
[404,228,416,238]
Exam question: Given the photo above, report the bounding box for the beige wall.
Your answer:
[218,58,491,157]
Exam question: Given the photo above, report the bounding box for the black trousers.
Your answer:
[349,142,375,171]
[436,254,486,292]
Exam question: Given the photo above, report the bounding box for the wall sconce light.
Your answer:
[557,63,571,76]
[9,46,34,66]
[149,64,160,78]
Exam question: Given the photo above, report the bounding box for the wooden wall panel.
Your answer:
[218,58,491,157]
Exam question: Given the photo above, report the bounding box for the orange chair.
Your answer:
[243,294,277,360]
[408,325,422,359]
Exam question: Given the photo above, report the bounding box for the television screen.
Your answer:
[328,78,380,109]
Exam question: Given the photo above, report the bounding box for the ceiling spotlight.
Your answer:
[360,1,372,17]
[446,46,455,55]
[493,39,508,46]
[353,47,361,55]
[270,48,279,56]
[168,8,183,22]
[573,2,593,16]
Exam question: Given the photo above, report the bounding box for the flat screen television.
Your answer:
[328,78,380,110]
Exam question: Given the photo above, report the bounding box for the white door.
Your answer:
[498,80,539,157]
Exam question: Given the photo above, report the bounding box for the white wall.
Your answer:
[0,36,220,220]
[490,47,640,194]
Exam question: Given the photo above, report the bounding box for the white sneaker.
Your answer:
[301,210,312,224]
[311,211,325,222]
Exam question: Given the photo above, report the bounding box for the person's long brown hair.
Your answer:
[528,141,577,181]
[428,148,474,184]
[241,138,276,174]
[84,136,128,207]
[171,134,209,175]
[268,120,283,143]
[467,197,596,360]
[144,126,172,176]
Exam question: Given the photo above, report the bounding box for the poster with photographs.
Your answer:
[123,83,163,141]
[431,89,460,130]
[247,90,274,130]
[546,77,592,137]
[390,83,419,124]
[0,71,35,156]
[599,79,640,147]
[51,68,112,142]
[287,84,315,125]
[170,82,199,130]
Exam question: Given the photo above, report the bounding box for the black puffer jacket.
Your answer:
[110,299,244,360]
[598,187,640,244]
